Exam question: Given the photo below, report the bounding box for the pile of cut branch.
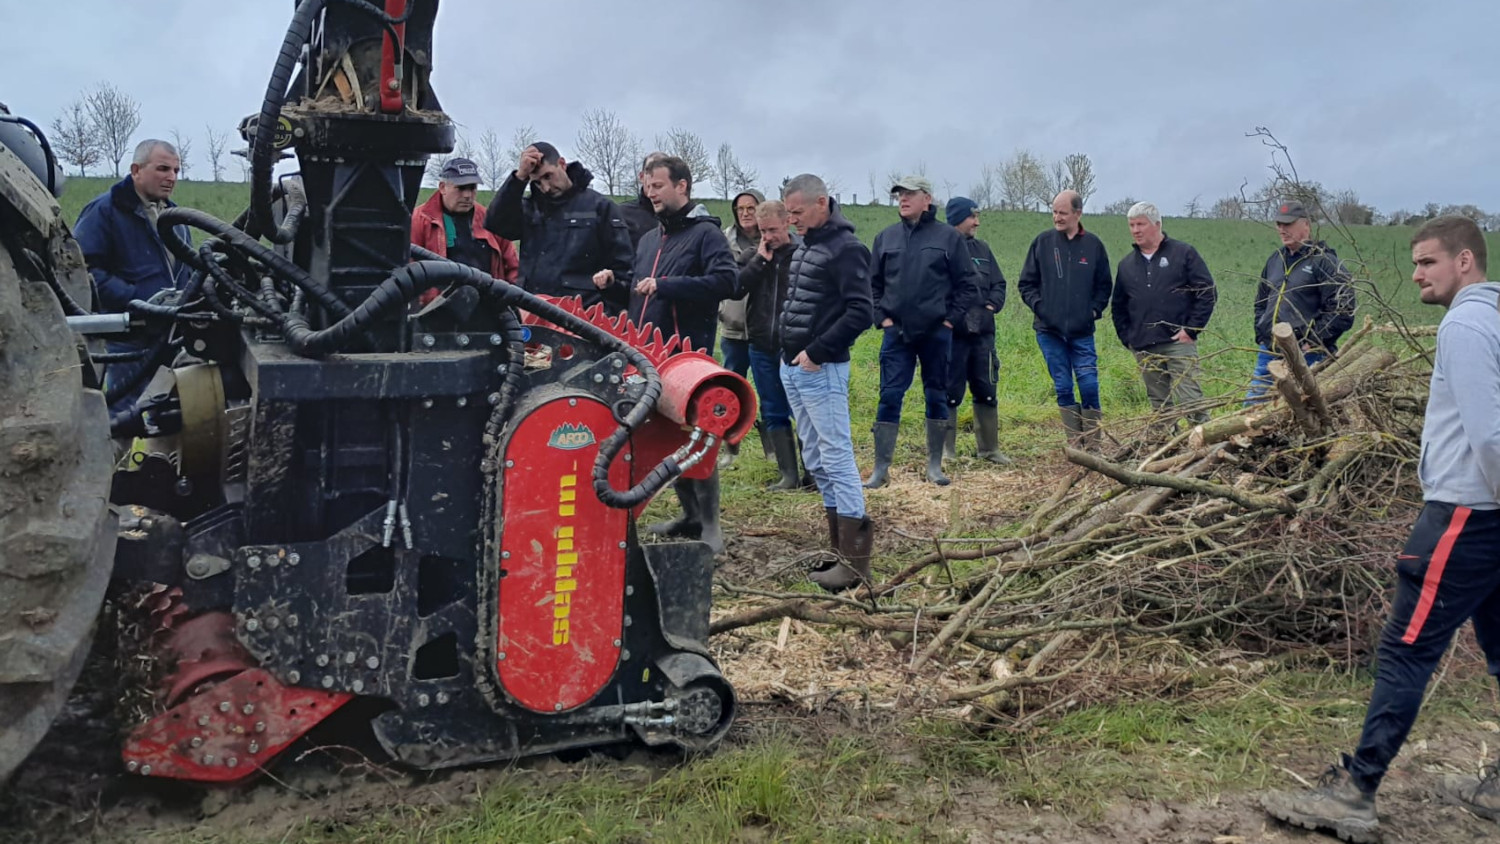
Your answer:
[713,321,1432,713]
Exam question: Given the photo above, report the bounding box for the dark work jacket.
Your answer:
[1254,241,1356,351]
[620,191,658,249]
[957,235,1006,337]
[1017,226,1113,339]
[628,203,738,351]
[734,234,801,352]
[486,162,633,312]
[74,177,193,313]
[1111,234,1217,351]
[870,205,979,342]
[779,200,873,365]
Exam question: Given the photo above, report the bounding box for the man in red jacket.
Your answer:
[410,158,518,304]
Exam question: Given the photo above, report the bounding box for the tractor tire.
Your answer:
[0,184,116,786]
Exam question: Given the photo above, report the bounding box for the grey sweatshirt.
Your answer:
[1419,281,1500,509]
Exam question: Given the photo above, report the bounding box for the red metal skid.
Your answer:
[378,0,407,113]
[122,669,352,784]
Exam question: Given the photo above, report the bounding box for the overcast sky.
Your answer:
[7,0,1497,214]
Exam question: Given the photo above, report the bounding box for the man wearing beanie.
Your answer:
[942,197,1011,465]
[866,176,980,488]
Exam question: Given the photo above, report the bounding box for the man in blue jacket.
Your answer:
[74,139,193,412]
[1112,202,1217,429]
[1262,216,1500,843]
[1017,190,1113,447]
[865,176,979,488]
[595,155,736,553]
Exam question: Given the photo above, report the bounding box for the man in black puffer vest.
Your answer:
[867,176,980,488]
[486,142,634,313]
[779,174,875,593]
[594,156,736,554]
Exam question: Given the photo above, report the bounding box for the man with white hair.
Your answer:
[75,138,194,412]
[1111,202,1217,428]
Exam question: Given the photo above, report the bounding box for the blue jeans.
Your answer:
[719,337,751,378]
[1245,344,1327,405]
[748,346,793,431]
[876,326,952,423]
[1034,330,1100,410]
[781,361,864,518]
[1349,503,1500,794]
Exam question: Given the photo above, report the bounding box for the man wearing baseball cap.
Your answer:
[410,157,518,303]
[1246,199,1357,403]
[865,176,980,487]
[941,196,1010,465]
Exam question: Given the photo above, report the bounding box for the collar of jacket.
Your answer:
[657,201,710,232]
[805,198,855,244]
[1280,240,1329,262]
[903,203,937,229]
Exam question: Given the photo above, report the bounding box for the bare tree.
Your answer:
[1063,153,1096,205]
[169,128,194,179]
[204,124,229,181]
[653,127,711,186]
[1209,196,1245,220]
[574,108,638,198]
[730,158,760,196]
[82,83,142,176]
[968,164,999,210]
[1330,189,1375,226]
[999,150,1047,211]
[1183,194,1203,218]
[824,174,844,199]
[867,171,881,205]
[49,102,101,177]
[474,127,509,189]
[1047,159,1069,199]
[1101,196,1139,216]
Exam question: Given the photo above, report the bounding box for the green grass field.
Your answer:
[59,175,1468,452]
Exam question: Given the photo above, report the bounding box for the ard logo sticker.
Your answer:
[548,423,595,450]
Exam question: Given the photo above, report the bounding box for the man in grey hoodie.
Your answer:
[1262,216,1500,843]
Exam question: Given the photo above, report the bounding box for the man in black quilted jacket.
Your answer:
[779,174,875,592]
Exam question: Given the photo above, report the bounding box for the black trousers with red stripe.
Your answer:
[1349,501,1500,794]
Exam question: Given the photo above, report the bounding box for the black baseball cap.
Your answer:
[439,157,481,186]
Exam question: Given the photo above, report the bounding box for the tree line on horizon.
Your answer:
[42,84,1500,231]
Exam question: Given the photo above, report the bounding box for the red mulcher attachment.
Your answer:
[113,293,752,782]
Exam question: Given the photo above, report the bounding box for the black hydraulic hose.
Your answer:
[250,0,326,241]
[0,114,59,196]
[158,206,349,319]
[16,242,88,316]
[282,260,677,508]
[91,348,151,364]
[102,333,176,405]
[482,307,527,448]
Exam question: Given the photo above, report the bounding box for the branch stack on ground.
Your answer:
[712,320,1430,716]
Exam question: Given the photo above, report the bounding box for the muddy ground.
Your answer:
[5,462,1500,843]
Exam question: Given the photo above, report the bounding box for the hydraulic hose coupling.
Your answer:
[653,351,757,447]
